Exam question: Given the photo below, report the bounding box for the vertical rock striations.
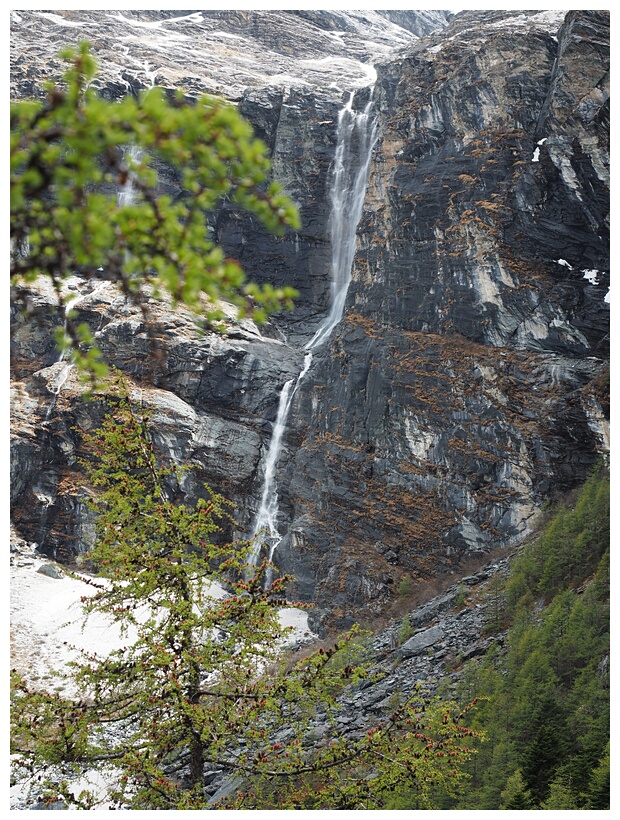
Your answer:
[272,10,610,630]
[248,90,378,576]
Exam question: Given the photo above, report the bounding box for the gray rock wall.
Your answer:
[267,10,610,630]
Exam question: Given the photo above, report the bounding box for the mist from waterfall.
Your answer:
[247,91,377,577]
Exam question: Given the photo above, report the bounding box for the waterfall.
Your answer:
[43,363,73,422]
[44,282,108,422]
[247,353,313,573]
[305,92,377,351]
[117,145,141,207]
[44,295,83,423]
[247,90,377,578]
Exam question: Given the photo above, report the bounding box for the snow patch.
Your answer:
[110,13,164,29]
[582,269,600,285]
[556,258,574,270]
[34,12,88,27]
[213,30,244,40]
[11,556,314,697]
[298,56,377,86]
[487,11,565,30]
[165,12,204,25]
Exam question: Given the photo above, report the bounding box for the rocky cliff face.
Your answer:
[274,9,610,629]
[10,10,609,633]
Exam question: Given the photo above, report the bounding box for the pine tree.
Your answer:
[541,776,578,810]
[11,389,479,809]
[583,744,610,809]
[499,768,534,810]
[450,470,610,810]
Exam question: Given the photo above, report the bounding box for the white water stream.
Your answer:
[247,353,313,575]
[117,143,142,207]
[43,281,107,423]
[248,91,378,577]
[306,93,377,350]
[44,147,137,422]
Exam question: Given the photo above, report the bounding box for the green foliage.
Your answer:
[452,583,467,608]
[447,469,610,810]
[11,43,300,379]
[397,573,413,598]
[286,626,374,702]
[505,465,609,612]
[482,574,506,634]
[582,743,610,809]
[398,613,414,644]
[499,768,534,810]
[11,387,478,809]
[540,776,579,810]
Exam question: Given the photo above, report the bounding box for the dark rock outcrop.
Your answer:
[270,10,609,629]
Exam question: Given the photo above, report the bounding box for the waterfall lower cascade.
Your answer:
[247,353,313,576]
[248,90,378,580]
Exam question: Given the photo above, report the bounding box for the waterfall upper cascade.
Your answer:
[306,93,378,351]
[248,91,378,576]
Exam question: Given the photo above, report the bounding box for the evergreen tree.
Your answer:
[519,695,568,803]
[541,776,579,810]
[450,470,610,810]
[11,391,479,809]
[583,744,610,809]
[499,769,534,810]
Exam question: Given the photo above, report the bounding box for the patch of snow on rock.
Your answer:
[582,269,600,285]
[35,12,88,28]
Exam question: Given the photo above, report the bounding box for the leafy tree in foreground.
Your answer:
[10,43,300,378]
[11,389,479,809]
